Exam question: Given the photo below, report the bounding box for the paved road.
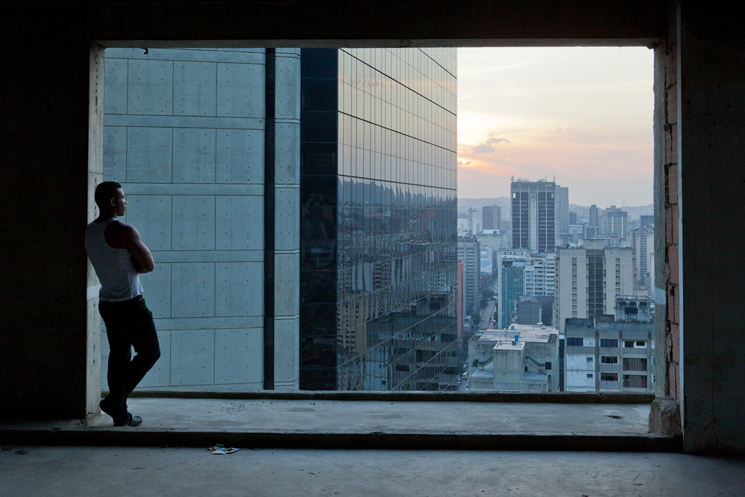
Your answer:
[479,299,496,330]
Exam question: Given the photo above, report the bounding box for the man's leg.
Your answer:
[99,300,130,423]
[125,297,161,396]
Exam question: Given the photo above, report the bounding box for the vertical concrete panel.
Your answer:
[127,59,173,115]
[215,329,264,386]
[215,262,263,317]
[275,51,300,120]
[171,329,215,385]
[653,45,669,399]
[127,127,173,183]
[127,195,172,250]
[173,128,216,183]
[217,62,265,117]
[103,126,127,182]
[216,196,264,250]
[137,329,171,387]
[274,317,299,390]
[272,49,301,390]
[102,48,267,393]
[173,61,217,116]
[275,252,300,316]
[104,58,128,114]
[172,196,216,250]
[275,187,300,251]
[140,264,172,318]
[87,44,106,417]
[172,263,215,317]
[275,122,300,185]
[216,129,265,183]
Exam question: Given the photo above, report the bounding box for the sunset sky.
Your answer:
[457,47,654,207]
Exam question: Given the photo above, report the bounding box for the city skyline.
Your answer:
[457,47,654,207]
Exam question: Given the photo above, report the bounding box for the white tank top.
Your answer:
[85,218,143,302]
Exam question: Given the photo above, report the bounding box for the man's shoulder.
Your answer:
[104,220,138,246]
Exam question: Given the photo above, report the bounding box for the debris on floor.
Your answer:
[209,444,239,455]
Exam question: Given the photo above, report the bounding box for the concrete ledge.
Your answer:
[649,397,681,435]
[127,390,655,404]
[0,428,682,452]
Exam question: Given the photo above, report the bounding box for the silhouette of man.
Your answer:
[85,181,160,427]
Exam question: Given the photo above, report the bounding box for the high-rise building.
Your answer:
[471,210,483,234]
[501,257,526,328]
[564,297,654,393]
[640,215,654,229]
[495,248,529,328]
[302,48,459,391]
[606,206,629,240]
[556,186,570,243]
[603,248,635,315]
[556,239,635,334]
[524,252,556,297]
[510,179,564,253]
[569,211,578,225]
[631,227,655,294]
[100,47,459,393]
[482,205,501,230]
[457,213,469,235]
[589,205,599,232]
[458,237,481,316]
[516,296,542,325]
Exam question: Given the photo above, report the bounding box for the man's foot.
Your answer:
[113,412,142,427]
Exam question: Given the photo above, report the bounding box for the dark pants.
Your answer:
[99,295,160,422]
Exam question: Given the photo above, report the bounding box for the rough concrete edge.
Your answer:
[123,390,656,405]
[649,397,682,435]
[0,430,683,452]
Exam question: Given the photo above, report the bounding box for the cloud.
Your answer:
[472,137,511,154]
[457,160,472,166]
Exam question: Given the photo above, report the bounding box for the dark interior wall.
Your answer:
[677,3,745,453]
[0,39,96,418]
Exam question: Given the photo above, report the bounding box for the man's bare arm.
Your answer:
[124,225,154,273]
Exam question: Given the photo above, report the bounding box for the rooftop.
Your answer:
[494,341,525,351]
[474,324,559,344]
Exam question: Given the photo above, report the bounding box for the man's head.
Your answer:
[94,181,126,217]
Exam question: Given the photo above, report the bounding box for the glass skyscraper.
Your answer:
[300,48,459,391]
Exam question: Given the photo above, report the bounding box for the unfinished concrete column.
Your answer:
[0,42,104,419]
[677,2,745,452]
[649,5,682,436]
[273,48,301,390]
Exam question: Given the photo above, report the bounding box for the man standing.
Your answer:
[85,181,160,427]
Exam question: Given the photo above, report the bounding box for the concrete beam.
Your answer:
[2,1,666,47]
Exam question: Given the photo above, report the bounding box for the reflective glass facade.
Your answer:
[300,48,458,390]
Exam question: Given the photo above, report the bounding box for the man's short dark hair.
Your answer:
[94,181,122,210]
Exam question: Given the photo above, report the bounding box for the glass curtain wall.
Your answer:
[301,48,458,391]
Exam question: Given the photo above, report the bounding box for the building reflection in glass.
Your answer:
[300,48,459,391]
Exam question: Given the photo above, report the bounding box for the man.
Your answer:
[85,181,160,427]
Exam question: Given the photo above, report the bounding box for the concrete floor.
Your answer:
[3,398,652,434]
[94,398,652,434]
[1,446,743,497]
[0,399,677,451]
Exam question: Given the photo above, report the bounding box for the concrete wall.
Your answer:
[674,3,745,453]
[100,48,300,391]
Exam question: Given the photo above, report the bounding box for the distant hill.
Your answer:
[458,198,653,221]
